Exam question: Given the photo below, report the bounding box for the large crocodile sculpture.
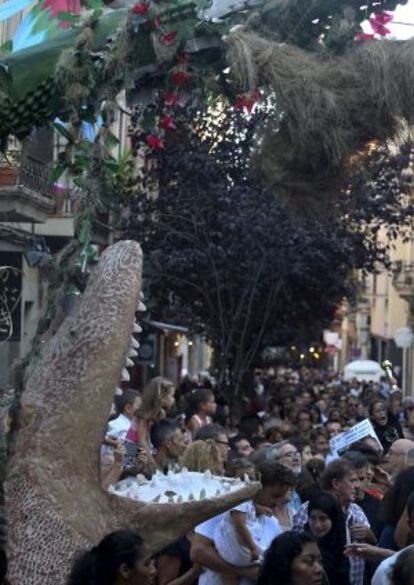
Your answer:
[4,240,259,584]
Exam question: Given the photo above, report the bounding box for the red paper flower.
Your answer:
[160,31,177,45]
[164,92,179,107]
[146,135,165,149]
[369,19,391,35]
[132,1,149,15]
[355,32,375,41]
[369,12,393,36]
[160,115,176,130]
[373,11,394,25]
[171,70,189,86]
[44,0,80,28]
[233,89,261,114]
[233,95,246,112]
[177,52,188,64]
[152,14,161,28]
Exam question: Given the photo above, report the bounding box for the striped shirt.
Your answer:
[293,500,370,585]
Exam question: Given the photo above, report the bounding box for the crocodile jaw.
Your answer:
[5,240,260,584]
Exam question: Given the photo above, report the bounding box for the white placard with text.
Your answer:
[329,418,382,457]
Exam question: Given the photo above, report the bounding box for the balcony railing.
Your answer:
[0,130,55,223]
[19,153,52,196]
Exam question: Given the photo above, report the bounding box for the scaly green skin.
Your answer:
[4,240,259,585]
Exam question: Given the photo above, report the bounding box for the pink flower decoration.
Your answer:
[44,0,80,17]
[233,89,262,114]
[369,12,393,36]
[369,19,391,35]
[132,2,149,15]
[152,14,161,28]
[177,53,188,64]
[160,31,177,45]
[160,115,176,130]
[146,135,165,149]
[171,70,189,86]
[164,92,179,107]
[44,0,80,28]
[374,11,394,25]
[355,32,375,41]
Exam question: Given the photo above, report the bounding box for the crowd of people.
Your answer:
[71,367,414,585]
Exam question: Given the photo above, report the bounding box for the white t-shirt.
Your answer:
[106,414,132,441]
[196,514,226,585]
[372,545,414,585]
[196,509,281,585]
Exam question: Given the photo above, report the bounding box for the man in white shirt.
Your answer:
[191,463,293,585]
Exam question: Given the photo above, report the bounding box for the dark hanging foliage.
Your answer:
[122,106,413,398]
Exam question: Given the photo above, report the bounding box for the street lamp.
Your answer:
[394,327,414,396]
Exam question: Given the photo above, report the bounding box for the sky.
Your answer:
[361,0,414,39]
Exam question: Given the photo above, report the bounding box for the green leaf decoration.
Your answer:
[88,0,104,10]
[141,110,156,133]
[78,219,91,245]
[48,164,67,184]
[104,130,121,149]
[0,40,13,55]
[103,160,120,174]
[85,244,99,262]
[0,9,127,101]
[56,11,81,23]
[53,122,73,142]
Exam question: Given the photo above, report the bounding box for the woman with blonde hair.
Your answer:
[181,439,224,475]
[124,377,176,460]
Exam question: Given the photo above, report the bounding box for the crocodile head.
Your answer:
[5,240,259,585]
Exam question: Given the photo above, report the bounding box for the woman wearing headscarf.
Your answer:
[306,491,349,585]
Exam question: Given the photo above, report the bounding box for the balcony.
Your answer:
[392,261,414,301]
[0,130,54,224]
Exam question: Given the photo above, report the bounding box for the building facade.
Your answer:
[0,5,212,387]
[343,231,414,394]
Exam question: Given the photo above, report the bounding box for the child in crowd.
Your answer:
[214,462,296,585]
[104,389,141,447]
[187,389,217,436]
[124,376,176,458]
[101,389,141,478]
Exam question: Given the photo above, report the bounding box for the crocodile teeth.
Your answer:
[125,358,134,367]
[115,387,123,395]
[133,322,142,333]
[131,336,139,349]
[137,301,146,312]
[121,368,130,382]
[140,291,144,300]
[128,348,138,358]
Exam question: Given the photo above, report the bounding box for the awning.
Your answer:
[144,320,189,334]
[343,360,385,382]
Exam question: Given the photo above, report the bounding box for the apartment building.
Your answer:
[343,231,414,394]
[0,4,126,386]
